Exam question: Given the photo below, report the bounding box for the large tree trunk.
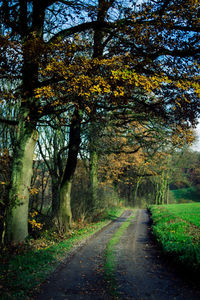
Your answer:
[4,0,45,243]
[51,174,60,217]
[89,150,98,211]
[88,0,109,212]
[88,120,100,212]
[134,176,142,203]
[58,181,72,233]
[6,118,38,243]
[58,108,82,232]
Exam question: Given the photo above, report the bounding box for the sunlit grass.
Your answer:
[150,203,200,272]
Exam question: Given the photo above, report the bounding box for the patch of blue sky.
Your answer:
[43,0,144,41]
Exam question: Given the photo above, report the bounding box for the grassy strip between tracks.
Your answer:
[104,211,135,298]
[149,203,200,273]
[0,206,125,300]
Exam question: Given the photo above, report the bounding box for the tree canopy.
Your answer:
[0,0,199,243]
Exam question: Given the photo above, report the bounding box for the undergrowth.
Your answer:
[171,187,200,203]
[0,206,124,300]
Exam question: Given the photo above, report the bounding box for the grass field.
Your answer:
[150,203,200,272]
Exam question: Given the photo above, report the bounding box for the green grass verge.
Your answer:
[171,187,200,203]
[104,212,135,298]
[149,204,200,272]
[0,206,124,300]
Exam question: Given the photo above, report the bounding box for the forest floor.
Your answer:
[35,209,200,300]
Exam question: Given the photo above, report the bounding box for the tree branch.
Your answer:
[0,118,18,126]
[37,139,52,175]
[47,21,109,44]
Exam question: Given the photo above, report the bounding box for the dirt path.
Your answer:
[36,210,133,300]
[114,209,200,300]
[35,210,200,300]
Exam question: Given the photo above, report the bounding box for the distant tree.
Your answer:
[169,148,200,189]
[36,117,69,217]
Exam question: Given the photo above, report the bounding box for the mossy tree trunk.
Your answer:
[154,172,169,205]
[6,114,38,243]
[51,124,66,217]
[88,0,107,211]
[6,59,40,242]
[134,176,142,203]
[5,54,40,243]
[89,150,99,211]
[51,173,60,217]
[58,108,82,233]
[4,0,45,243]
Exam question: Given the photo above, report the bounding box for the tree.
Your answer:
[0,0,90,242]
[37,118,69,217]
[57,107,82,231]
[1,0,199,243]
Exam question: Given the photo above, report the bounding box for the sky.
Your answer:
[191,120,200,152]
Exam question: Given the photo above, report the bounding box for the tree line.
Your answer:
[0,0,199,244]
